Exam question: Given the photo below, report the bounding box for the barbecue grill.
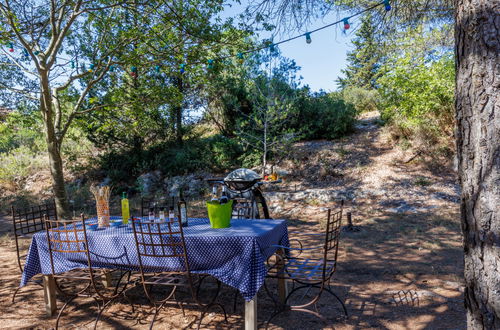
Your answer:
[223,168,262,192]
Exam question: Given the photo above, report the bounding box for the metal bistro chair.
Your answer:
[11,200,58,303]
[266,202,347,327]
[141,198,157,218]
[45,215,131,329]
[131,217,227,329]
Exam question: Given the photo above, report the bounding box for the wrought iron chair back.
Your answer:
[12,200,58,272]
[131,218,228,329]
[44,215,95,278]
[131,218,194,290]
[232,197,256,219]
[322,204,343,280]
[44,215,132,329]
[265,202,347,328]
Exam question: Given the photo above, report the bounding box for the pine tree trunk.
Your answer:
[455,0,500,328]
[40,75,70,218]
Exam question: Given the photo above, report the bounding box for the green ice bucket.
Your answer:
[206,200,233,228]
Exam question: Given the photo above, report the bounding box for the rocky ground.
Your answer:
[0,111,464,329]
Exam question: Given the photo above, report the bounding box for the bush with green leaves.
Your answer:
[378,52,455,151]
[97,135,245,185]
[291,91,357,140]
[342,87,380,113]
[0,146,47,186]
[0,111,45,153]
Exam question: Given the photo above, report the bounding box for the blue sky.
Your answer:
[222,5,357,92]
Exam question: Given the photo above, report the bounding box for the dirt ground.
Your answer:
[0,112,465,329]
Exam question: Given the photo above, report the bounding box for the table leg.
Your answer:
[102,270,113,288]
[43,275,57,317]
[245,296,257,330]
[277,248,288,305]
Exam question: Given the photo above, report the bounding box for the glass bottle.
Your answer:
[158,207,166,222]
[121,192,130,224]
[211,185,219,202]
[219,185,229,205]
[148,207,155,221]
[168,206,175,224]
[178,189,188,227]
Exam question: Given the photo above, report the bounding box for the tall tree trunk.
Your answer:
[455,1,500,328]
[40,75,70,217]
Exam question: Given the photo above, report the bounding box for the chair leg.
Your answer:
[94,298,116,330]
[55,295,78,330]
[265,306,289,330]
[323,287,348,317]
[197,302,228,330]
[263,279,279,311]
[115,270,133,296]
[122,291,136,315]
[11,286,21,304]
[149,301,167,330]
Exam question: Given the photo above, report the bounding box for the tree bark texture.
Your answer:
[455,0,500,329]
[40,73,70,217]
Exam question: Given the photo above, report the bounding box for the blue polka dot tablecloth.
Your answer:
[20,217,289,301]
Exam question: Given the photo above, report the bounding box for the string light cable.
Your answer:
[2,0,391,75]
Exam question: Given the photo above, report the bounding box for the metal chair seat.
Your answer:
[141,272,194,286]
[53,268,93,281]
[53,268,114,281]
[285,257,336,283]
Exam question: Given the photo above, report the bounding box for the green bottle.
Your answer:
[121,192,130,224]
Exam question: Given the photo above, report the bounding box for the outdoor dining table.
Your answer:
[20,217,289,330]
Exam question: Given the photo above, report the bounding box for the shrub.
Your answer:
[294,91,357,140]
[378,53,455,152]
[0,146,47,186]
[342,87,380,113]
[0,111,45,153]
[205,135,243,171]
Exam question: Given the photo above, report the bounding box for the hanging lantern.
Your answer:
[180,63,186,74]
[237,52,244,63]
[384,0,392,11]
[155,65,161,73]
[8,42,14,52]
[305,32,312,44]
[130,66,137,78]
[343,18,350,30]
[89,64,95,72]
[207,59,213,69]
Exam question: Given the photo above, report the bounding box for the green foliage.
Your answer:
[378,51,455,148]
[292,91,357,140]
[337,13,382,89]
[342,87,380,113]
[97,135,245,184]
[0,146,47,185]
[206,135,243,171]
[0,111,45,153]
